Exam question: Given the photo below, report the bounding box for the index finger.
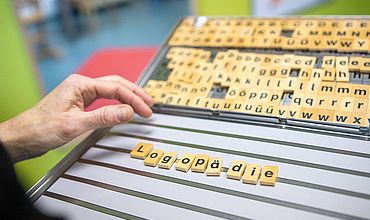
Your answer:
[88,78,153,118]
[97,75,154,107]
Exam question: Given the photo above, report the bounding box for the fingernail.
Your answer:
[145,108,153,118]
[117,107,133,122]
[148,98,154,106]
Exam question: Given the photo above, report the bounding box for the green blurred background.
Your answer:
[1,0,369,190]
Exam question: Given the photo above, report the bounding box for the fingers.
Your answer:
[97,75,154,107]
[89,78,153,118]
[81,104,134,130]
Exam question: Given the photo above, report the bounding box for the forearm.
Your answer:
[0,111,44,162]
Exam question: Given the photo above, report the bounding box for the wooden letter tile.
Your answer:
[336,68,349,82]
[130,142,153,159]
[191,154,210,173]
[242,164,261,185]
[144,149,165,167]
[176,153,196,172]
[260,166,279,186]
[158,152,178,169]
[227,160,246,180]
[206,158,223,176]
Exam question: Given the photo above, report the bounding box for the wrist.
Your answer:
[0,113,35,162]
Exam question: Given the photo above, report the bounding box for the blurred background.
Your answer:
[1,0,370,190]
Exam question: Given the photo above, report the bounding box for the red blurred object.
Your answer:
[76,47,158,111]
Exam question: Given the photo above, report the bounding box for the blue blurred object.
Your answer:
[36,0,190,92]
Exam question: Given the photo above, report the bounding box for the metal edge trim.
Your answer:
[27,128,109,202]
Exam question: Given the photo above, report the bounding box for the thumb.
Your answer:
[81,104,134,130]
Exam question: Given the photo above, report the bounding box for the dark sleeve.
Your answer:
[0,142,64,220]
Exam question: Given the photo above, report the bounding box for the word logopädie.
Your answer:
[130,142,279,186]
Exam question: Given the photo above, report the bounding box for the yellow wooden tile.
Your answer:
[208,99,223,110]
[257,90,271,103]
[318,82,336,96]
[151,91,167,104]
[298,68,312,81]
[282,78,298,91]
[352,39,369,52]
[350,113,367,126]
[272,105,288,117]
[321,68,335,82]
[178,97,192,107]
[221,99,235,111]
[302,95,317,108]
[260,166,279,186]
[353,98,368,112]
[321,56,336,69]
[315,95,330,109]
[307,68,320,82]
[338,39,354,52]
[233,99,252,113]
[307,37,323,51]
[280,54,294,67]
[336,68,349,82]
[164,95,177,105]
[316,109,334,122]
[300,56,317,69]
[143,80,158,94]
[268,90,283,105]
[349,57,363,71]
[158,152,178,169]
[191,154,210,173]
[205,158,223,176]
[130,142,153,159]
[352,84,370,99]
[360,58,370,73]
[340,97,355,112]
[335,83,353,97]
[202,98,212,109]
[333,111,352,124]
[175,153,196,172]
[299,107,318,121]
[227,160,246,180]
[242,164,261,185]
[281,37,299,50]
[291,93,305,107]
[144,149,165,167]
[324,37,340,51]
[276,66,291,78]
[188,96,205,108]
[336,56,349,69]
[190,84,212,97]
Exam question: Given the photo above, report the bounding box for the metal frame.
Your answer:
[27,128,108,202]
[28,15,370,202]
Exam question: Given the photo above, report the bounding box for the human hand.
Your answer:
[0,74,154,162]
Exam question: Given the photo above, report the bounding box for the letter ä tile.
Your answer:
[206,158,223,176]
